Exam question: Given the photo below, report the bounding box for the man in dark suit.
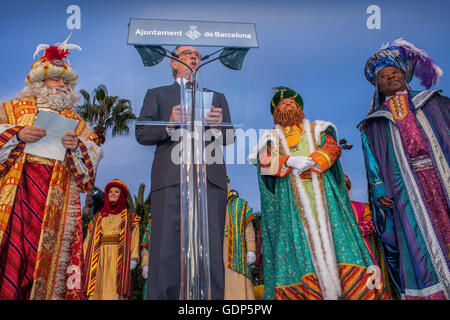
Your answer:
[136,45,235,300]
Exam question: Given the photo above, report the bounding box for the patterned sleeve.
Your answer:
[361,130,388,203]
[68,136,102,183]
[140,247,149,267]
[63,113,103,192]
[130,222,140,262]
[83,221,93,260]
[141,222,151,248]
[140,220,151,267]
[65,138,102,192]
[309,133,342,174]
[358,203,375,237]
[245,222,256,252]
[0,125,23,166]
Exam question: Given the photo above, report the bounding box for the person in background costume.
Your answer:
[358,39,449,300]
[345,175,400,300]
[249,87,390,300]
[140,218,151,300]
[0,36,102,300]
[253,222,265,300]
[344,175,378,265]
[223,177,256,300]
[83,180,140,300]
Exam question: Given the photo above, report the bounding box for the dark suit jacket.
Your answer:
[135,81,235,193]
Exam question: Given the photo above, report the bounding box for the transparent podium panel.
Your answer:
[131,45,249,128]
[178,70,211,300]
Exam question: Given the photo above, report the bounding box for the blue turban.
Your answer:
[364,45,412,86]
[363,39,443,114]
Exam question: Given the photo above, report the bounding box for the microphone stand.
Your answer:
[162,49,213,300]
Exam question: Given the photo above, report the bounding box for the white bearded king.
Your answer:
[19,35,82,111]
[0,35,102,300]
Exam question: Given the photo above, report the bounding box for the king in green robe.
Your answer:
[248,87,390,300]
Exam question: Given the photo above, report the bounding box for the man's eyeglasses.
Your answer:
[178,50,201,59]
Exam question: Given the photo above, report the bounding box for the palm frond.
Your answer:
[77,84,137,143]
[93,84,108,102]
[79,89,91,103]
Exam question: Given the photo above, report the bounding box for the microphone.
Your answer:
[201,54,211,61]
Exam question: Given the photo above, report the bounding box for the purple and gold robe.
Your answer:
[358,90,450,300]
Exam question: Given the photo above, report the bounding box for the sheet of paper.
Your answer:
[202,91,213,120]
[184,90,214,121]
[24,111,78,161]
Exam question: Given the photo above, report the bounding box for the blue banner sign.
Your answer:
[128,18,258,48]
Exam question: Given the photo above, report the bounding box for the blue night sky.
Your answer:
[1,0,449,211]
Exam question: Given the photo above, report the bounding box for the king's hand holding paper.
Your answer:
[18,126,47,143]
[23,111,78,161]
[61,131,79,151]
[21,126,79,155]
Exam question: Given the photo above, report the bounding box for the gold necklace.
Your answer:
[282,125,304,147]
[387,95,408,120]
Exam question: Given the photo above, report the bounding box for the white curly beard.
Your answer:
[17,81,81,112]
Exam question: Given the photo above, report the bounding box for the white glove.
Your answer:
[246,251,256,265]
[142,265,148,279]
[130,258,137,271]
[286,156,315,175]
